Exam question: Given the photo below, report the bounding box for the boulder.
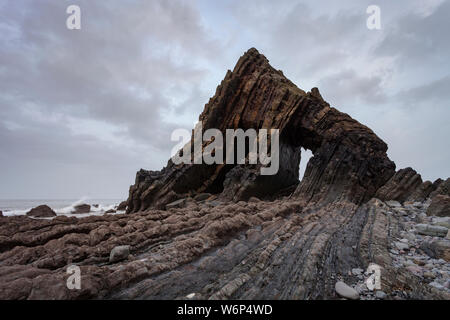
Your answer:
[375,291,387,300]
[431,217,450,229]
[72,204,91,214]
[26,205,56,218]
[117,201,127,211]
[427,195,450,217]
[415,224,448,237]
[335,281,359,300]
[394,241,409,251]
[0,210,3,217]
[419,240,450,262]
[105,209,116,214]
[109,245,130,263]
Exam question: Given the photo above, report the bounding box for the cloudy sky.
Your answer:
[0,0,449,199]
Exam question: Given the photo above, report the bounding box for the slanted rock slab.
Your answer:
[194,193,211,202]
[117,201,127,211]
[427,195,450,217]
[415,224,448,237]
[166,199,186,210]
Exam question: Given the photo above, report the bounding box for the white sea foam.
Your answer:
[0,198,125,218]
[2,208,30,217]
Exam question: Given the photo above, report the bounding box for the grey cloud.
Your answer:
[0,0,223,198]
[395,75,450,108]
[0,0,448,199]
[318,69,387,106]
[375,0,450,64]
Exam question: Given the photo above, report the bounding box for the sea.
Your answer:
[0,198,125,218]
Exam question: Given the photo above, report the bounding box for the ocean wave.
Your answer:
[2,198,125,217]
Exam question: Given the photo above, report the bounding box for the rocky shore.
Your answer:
[0,48,448,300]
[0,193,448,300]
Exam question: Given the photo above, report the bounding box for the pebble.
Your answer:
[335,281,360,300]
[406,265,422,275]
[375,291,387,300]
[432,217,450,229]
[415,224,448,237]
[394,241,409,251]
[429,282,444,290]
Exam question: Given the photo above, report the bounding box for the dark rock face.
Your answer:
[430,178,450,199]
[117,201,127,211]
[26,205,56,218]
[427,195,450,217]
[375,168,423,203]
[406,179,441,203]
[126,48,395,213]
[73,204,91,214]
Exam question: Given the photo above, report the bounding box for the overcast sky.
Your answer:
[0,0,449,199]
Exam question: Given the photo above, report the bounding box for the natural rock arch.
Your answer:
[127,48,395,212]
